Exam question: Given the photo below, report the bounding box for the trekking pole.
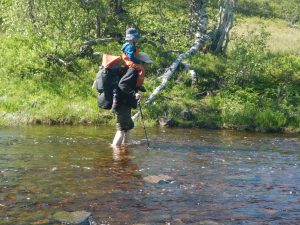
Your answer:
[138,102,150,149]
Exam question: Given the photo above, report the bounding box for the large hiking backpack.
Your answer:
[94,54,125,109]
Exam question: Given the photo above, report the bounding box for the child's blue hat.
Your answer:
[125,28,140,41]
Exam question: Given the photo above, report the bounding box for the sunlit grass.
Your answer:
[232,16,300,54]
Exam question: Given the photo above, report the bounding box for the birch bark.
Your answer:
[132,2,209,120]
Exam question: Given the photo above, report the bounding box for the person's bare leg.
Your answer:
[112,130,125,146]
[122,131,129,145]
[112,144,129,161]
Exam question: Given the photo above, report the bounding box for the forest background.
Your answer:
[0,0,299,133]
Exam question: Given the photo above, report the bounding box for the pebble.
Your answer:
[143,175,175,184]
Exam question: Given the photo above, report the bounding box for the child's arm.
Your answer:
[123,44,141,64]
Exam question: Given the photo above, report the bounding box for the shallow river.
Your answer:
[0,126,299,224]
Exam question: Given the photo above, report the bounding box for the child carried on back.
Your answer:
[121,28,145,88]
[110,28,145,113]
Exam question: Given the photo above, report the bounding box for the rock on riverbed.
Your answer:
[143,174,175,184]
[53,210,91,224]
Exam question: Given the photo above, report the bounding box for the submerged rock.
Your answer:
[53,210,91,224]
[143,174,175,184]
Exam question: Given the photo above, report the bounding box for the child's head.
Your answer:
[125,28,140,42]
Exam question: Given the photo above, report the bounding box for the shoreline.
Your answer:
[1,118,299,134]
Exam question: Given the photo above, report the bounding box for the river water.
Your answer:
[0,126,299,224]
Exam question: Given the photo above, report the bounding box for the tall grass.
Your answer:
[232,17,300,54]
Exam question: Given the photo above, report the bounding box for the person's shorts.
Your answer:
[116,104,134,131]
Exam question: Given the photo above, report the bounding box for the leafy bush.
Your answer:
[215,89,258,130]
[256,109,287,132]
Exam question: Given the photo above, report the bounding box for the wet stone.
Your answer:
[198,220,219,225]
[143,175,175,184]
[53,210,91,224]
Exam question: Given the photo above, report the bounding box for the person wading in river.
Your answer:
[112,52,152,146]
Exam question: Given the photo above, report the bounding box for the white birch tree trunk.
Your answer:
[132,2,209,120]
[211,0,238,53]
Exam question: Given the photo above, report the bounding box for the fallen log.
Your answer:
[132,4,209,121]
[45,38,117,67]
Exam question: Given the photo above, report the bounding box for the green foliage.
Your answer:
[256,109,287,132]
[224,29,270,89]
[0,35,43,78]
[214,30,300,132]
[237,0,300,23]
[190,53,225,92]
[215,89,259,130]
[126,0,191,51]
[0,0,299,133]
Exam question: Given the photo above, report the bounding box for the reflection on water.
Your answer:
[0,126,299,224]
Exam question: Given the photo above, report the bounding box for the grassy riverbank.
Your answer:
[0,1,299,133]
[0,25,299,133]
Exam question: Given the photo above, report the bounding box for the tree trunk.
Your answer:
[210,0,238,54]
[109,0,124,14]
[28,0,36,23]
[189,0,208,36]
[132,1,209,121]
[95,14,102,38]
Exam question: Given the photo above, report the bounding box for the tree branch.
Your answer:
[211,0,237,53]
[182,61,197,86]
[132,3,209,121]
[46,38,117,66]
[83,37,121,46]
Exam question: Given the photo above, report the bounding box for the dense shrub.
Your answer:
[237,0,300,23]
